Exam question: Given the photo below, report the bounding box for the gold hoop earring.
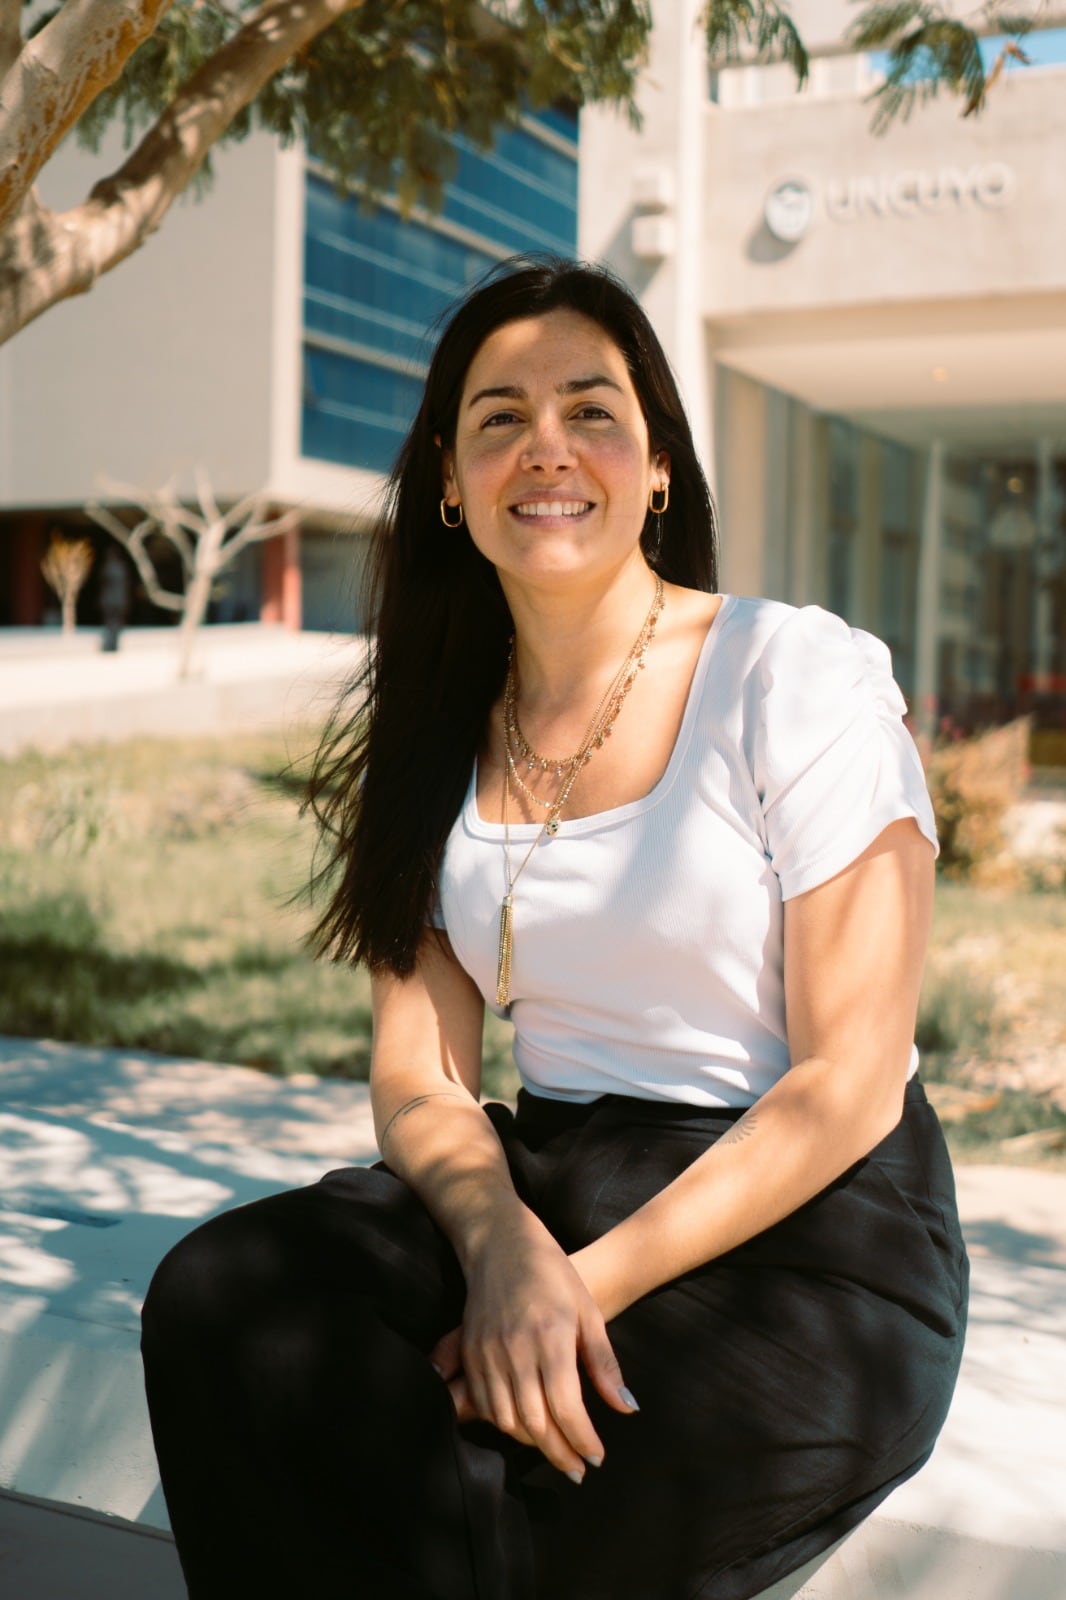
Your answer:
[440,498,464,528]
[647,482,668,563]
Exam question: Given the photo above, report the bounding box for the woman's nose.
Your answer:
[520,412,577,472]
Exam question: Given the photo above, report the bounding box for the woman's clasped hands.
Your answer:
[428,1204,639,1484]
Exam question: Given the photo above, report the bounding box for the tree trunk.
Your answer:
[176,566,213,679]
[0,0,363,347]
[61,591,76,636]
[176,512,228,678]
[0,1,176,233]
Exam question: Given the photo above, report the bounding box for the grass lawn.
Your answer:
[2,732,1064,1159]
[917,881,1066,1165]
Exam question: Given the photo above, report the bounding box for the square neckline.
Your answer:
[466,594,736,839]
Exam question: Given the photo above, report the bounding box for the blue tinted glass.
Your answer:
[881,441,915,530]
[302,350,424,474]
[441,132,576,254]
[301,105,577,472]
[527,103,579,145]
[829,419,859,521]
[304,178,499,364]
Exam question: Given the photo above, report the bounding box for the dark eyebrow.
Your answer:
[560,374,624,397]
[465,374,625,409]
[466,384,525,409]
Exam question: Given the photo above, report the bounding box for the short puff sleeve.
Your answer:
[753,606,938,899]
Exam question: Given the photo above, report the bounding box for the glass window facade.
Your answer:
[879,439,919,693]
[827,418,859,618]
[301,111,578,475]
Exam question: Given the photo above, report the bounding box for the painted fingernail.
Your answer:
[585,1454,604,1468]
[566,1469,585,1485]
[618,1386,640,1411]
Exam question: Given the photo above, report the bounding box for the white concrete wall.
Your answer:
[0,130,287,509]
[579,0,717,481]
[704,69,1066,317]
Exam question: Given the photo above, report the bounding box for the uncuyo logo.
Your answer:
[764,179,814,243]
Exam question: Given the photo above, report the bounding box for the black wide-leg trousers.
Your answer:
[141,1080,968,1600]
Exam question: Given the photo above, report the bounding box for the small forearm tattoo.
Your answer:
[379,1091,467,1154]
[717,1107,761,1148]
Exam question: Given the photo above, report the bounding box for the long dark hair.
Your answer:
[307,256,718,975]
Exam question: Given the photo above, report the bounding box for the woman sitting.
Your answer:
[142,257,968,1600]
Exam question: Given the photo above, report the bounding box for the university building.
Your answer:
[2,3,1064,751]
[579,0,1066,746]
[0,107,577,634]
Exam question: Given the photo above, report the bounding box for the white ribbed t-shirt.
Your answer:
[437,597,938,1108]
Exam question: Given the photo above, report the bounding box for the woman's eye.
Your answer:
[481,411,521,428]
[575,404,612,421]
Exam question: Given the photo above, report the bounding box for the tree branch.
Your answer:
[96,475,201,573]
[85,500,185,612]
[221,505,299,565]
[220,486,272,533]
[0,0,177,233]
[0,0,23,82]
[0,0,364,345]
[195,464,222,529]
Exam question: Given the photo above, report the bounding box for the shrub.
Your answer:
[925,717,1031,884]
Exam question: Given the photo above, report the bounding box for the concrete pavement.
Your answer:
[0,624,363,755]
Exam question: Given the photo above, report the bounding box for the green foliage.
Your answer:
[702,0,809,87]
[65,0,652,210]
[24,0,1047,222]
[701,0,1038,128]
[925,718,1030,884]
[848,0,1034,132]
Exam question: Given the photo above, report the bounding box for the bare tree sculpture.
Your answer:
[40,531,94,636]
[86,471,297,679]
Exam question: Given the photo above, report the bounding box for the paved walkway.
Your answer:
[1,1035,1065,1597]
[0,624,363,755]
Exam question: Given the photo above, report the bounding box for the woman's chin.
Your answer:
[487,535,644,592]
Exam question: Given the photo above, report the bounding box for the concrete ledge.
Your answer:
[0,1489,183,1600]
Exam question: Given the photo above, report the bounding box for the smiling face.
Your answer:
[441,309,669,593]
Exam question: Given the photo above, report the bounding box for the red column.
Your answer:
[10,516,48,624]
[260,519,302,630]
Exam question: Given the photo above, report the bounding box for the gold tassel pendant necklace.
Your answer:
[496,573,664,1009]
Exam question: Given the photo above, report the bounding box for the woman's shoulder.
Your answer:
[692,597,909,769]
[691,595,846,695]
[714,597,898,695]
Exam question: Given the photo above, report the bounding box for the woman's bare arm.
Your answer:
[371,933,635,1479]
[371,931,509,1243]
[570,818,935,1319]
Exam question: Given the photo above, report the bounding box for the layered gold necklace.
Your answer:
[496,573,665,1008]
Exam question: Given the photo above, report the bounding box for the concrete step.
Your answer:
[0,1490,184,1600]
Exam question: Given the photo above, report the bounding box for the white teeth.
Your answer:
[513,501,591,517]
